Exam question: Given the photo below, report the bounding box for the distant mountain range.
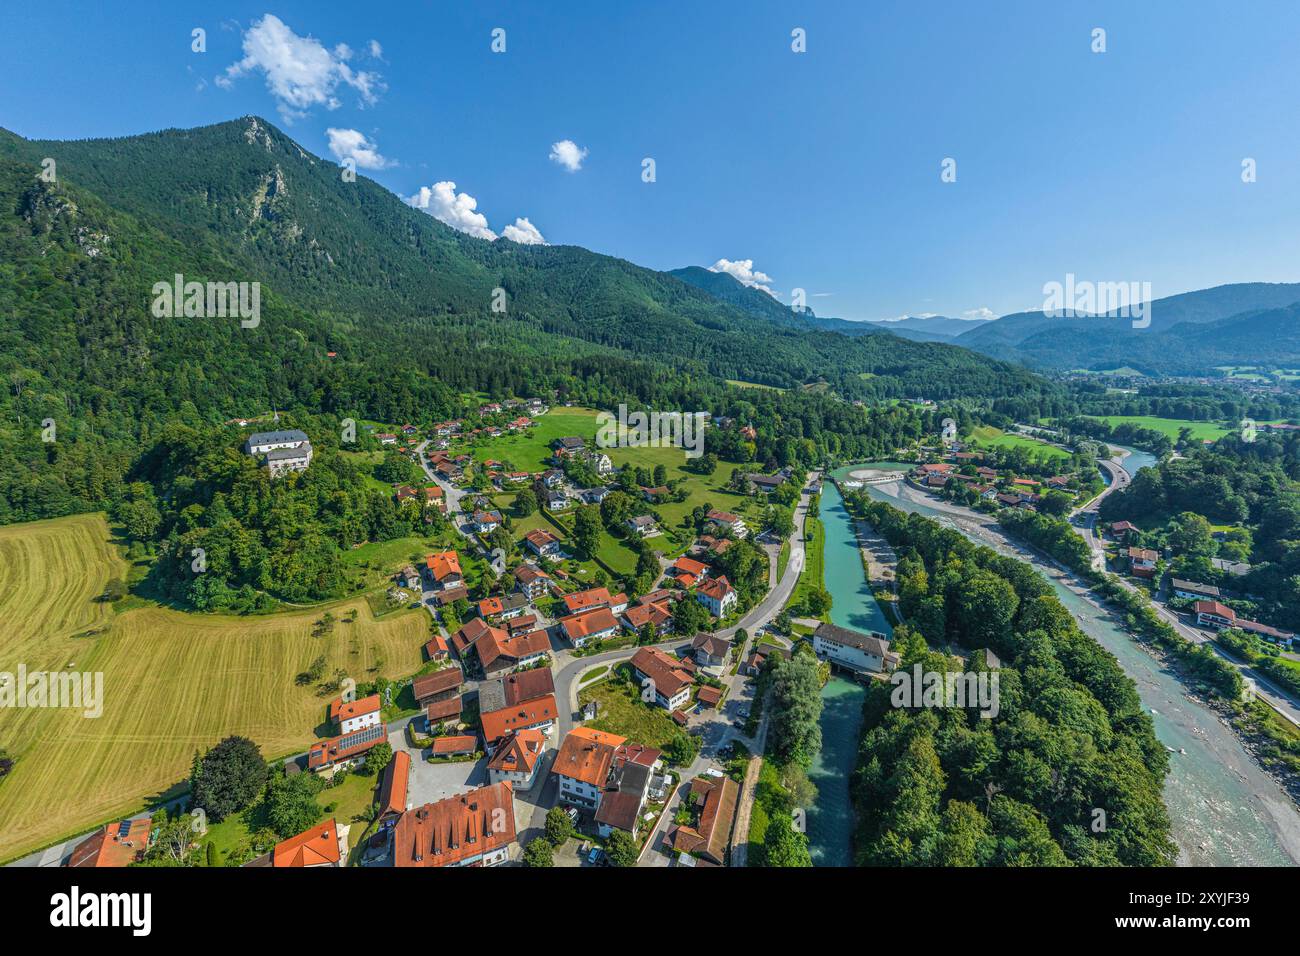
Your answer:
[950,283,1300,374]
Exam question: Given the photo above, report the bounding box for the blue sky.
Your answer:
[4,1,1300,322]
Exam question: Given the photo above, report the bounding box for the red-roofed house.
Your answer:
[480,694,558,753]
[426,550,463,589]
[671,557,710,586]
[66,819,152,868]
[487,729,547,791]
[561,606,621,647]
[272,819,343,868]
[630,647,694,710]
[697,576,737,617]
[329,693,381,734]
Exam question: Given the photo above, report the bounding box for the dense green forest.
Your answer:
[842,493,1176,866]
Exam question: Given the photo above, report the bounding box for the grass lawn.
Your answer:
[456,408,603,472]
[967,425,1072,462]
[786,515,826,618]
[340,531,460,591]
[0,513,426,863]
[577,672,684,750]
[1083,415,1233,442]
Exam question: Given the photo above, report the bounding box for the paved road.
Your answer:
[1068,460,1300,727]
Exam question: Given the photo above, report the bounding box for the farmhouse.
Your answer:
[377,751,411,827]
[479,692,558,754]
[812,622,899,675]
[308,722,387,771]
[563,586,625,616]
[328,693,381,735]
[475,626,550,677]
[392,782,517,868]
[1194,600,1296,648]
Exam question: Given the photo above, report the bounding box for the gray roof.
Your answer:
[266,443,313,461]
[247,429,308,445]
[1171,578,1220,597]
[814,621,892,657]
[477,677,507,714]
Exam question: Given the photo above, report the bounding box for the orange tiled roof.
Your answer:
[379,751,411,817]
[563,586,612,614]
[393,783,516,867]
[330,693,380,723]
[480,693,557,744]
[551,727,625,787]
[487,729,546,775]
[426,550,462,581]
[561,606,619,641]
[67,819,152,868]
[273,819,340,868]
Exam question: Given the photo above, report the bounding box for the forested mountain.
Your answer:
[0,115,1062,536]
[954,283,1300,373]
[0,117,1046,398]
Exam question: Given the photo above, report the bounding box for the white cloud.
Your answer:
[708,258,777,297]
[325,128,392,170]
[407,181,497,240]
[962,307,996,319]
[549,139,588,172]
[368,39,384,59]
[217,14,385,121]
[502,217,547,245]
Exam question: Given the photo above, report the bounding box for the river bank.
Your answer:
[854,471,1300,865]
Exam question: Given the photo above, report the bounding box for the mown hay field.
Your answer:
[0,514,425,862]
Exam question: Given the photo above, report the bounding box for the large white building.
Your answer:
[813,622,899,674]
[245,429,313,476]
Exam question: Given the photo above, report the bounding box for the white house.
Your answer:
[705,509,748,539]
[487,730,547,792]
[696,576,737,618]
[812,622,899,674]
[330,693,382,735]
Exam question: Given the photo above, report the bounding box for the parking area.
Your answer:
[388,725,487,806]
